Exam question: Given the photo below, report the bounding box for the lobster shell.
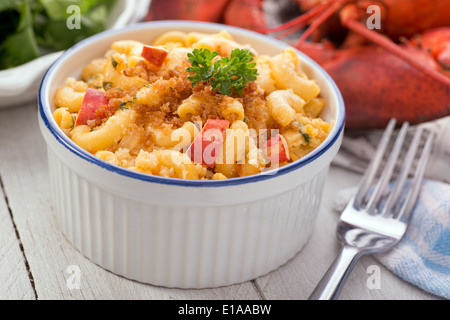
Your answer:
[315,45,450,129]
[224,0,266,30]
[413,27,450,71]
[295,0,450,40]
[374,0,450,40]
[146,0,230,22]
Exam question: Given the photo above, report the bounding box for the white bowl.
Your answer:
[0,0,150,109]
[38,21,345,289]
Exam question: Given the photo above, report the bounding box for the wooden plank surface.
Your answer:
[0,179,35,300]
[0,102,260,300]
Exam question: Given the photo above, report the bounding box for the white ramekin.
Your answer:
[38,21,345,289]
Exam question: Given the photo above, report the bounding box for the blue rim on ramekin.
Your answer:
[38,21,345,187]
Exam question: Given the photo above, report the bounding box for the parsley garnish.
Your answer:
[103,81,113,90]
[111,57,118,69]
[299,124,311,144]
[119,101,131,110]
[186,48,258,96]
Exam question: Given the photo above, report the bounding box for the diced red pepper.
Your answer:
[75,88,110,127]
[264,134,290,164]
[141,45,169,67]
[186,119,229,167]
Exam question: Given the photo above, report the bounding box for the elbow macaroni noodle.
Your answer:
[71,108,137,154]
[52,30,331,180]
[266,89,306,127]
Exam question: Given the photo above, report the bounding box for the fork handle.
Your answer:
[308,245,363,300]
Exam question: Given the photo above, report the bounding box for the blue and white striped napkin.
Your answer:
[334,179,450,299]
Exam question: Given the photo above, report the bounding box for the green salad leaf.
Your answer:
[34,0,116,51]
[0,0,116,70]
[0,0,40,69]
[39,0,100,20]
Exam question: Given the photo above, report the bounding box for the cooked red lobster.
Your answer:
[146,0,450,129]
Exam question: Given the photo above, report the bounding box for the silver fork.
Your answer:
[308,118,435,300]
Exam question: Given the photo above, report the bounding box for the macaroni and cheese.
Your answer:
[53,31,332,180]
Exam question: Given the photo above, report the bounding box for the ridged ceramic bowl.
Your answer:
[38,21,345,289]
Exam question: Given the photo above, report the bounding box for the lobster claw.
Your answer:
[300,41,450,129]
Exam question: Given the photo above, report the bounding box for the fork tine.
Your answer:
[380,127,423,217]
[395,130,435,221]
[365,121,409,212]
[354,118,396,208]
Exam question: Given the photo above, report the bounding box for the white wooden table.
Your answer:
[0,101,440,300]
